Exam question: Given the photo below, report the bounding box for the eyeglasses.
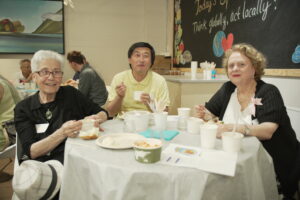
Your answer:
[37,70,64,78]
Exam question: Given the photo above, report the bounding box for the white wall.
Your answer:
[0,0,168,84]
[263,76,300,139]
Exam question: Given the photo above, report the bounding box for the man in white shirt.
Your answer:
[15,59,33,84]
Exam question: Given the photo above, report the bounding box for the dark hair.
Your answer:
[20,59,30,65]
[67,51,86,64]
[128,42,155,65]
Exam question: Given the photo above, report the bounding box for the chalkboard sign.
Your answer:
[173,0,300,69]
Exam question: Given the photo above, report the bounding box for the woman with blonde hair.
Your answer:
[195,43,300,199]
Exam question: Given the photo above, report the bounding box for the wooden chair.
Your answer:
[0,132,16,182]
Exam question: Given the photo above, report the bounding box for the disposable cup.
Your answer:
[134,91,143,101]
[187,117,204,134]
[81,119,95,132]
[200,124,218,149]
[153,112,168,131]
[177,107,191,117]
[133,112,150,132]
[124,111,150,132]
[191,61,197,80]
[222,132,244,153]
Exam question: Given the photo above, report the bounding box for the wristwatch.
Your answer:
[244,125,251,136]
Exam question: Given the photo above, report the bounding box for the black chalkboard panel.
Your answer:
[173,0,300,69]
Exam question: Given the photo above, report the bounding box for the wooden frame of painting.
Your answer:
[0,0,64,54]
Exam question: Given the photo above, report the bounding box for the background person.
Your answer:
[67,51,108,107]
[14,50,109,165]
[195,43,300,199]
[15,59,33,84]
[107,42,170,117]
[0,74,21,151]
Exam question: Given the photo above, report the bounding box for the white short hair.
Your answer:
[31,50,64,72]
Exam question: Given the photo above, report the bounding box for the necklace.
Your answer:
[42,101,56,121]
[45,109,53,120]
[39,94,56,121]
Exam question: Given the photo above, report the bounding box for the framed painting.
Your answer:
[0,0,64,54]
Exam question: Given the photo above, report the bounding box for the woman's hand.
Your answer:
[85,112,108,131]
[60,120,82,138]
[195,105,214,121]
[216,124,234,138]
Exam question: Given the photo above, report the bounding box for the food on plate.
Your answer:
[61,79,78,88]
[102,137,115,146]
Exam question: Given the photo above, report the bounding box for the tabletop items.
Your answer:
[78,119,99,140]
[60,119,279,200]
[133,138,162,163]
[161,143,238,176]
[200,61,216,80]
[100,110,245,167]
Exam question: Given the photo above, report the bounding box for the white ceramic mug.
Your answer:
[200,124,218,149]
[222,132,244,153]
[133,91,143,101]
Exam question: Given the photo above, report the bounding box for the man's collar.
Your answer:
[129,70,152,86]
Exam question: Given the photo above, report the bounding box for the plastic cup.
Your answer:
[200,124,218,149]
[153,112,168,131]
[222,132,244,153]
[187,117,204,134]
[177,107,191,117]
[133,112,150,132]
[191,61,197,80]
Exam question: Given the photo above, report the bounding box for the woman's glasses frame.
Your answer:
[36,70,64,78]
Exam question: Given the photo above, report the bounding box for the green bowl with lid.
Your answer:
[133,138,162,163]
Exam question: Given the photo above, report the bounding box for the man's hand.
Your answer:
[115,82,126,98]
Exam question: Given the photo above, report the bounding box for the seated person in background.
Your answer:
[15,59,33,84]
[107,42,170,117]
[14,50,109,164]
[195,43,300,199]
[67,51,108,107]
[0,74,21,151]
[72,55,87,81]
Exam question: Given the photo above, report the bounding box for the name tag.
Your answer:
[35,123,49,133]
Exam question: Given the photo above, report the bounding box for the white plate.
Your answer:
[95,133,145,149]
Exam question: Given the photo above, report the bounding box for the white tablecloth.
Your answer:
[60,119,279,200]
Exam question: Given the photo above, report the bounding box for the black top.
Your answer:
[14,86,108,164]
[205,80,300,196]
[79,64,108,106]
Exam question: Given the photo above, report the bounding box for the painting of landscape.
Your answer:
[0,0,64,54]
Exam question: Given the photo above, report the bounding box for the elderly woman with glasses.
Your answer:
[14,50,109,164]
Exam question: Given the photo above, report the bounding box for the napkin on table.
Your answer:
[139,129,179,141]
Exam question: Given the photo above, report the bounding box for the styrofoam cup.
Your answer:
[222,132,244,153]
[177,107,191,117]
[200,124,218,149]
[153,112,168,131]
[187,117,204,134]
[133,112,150,132]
